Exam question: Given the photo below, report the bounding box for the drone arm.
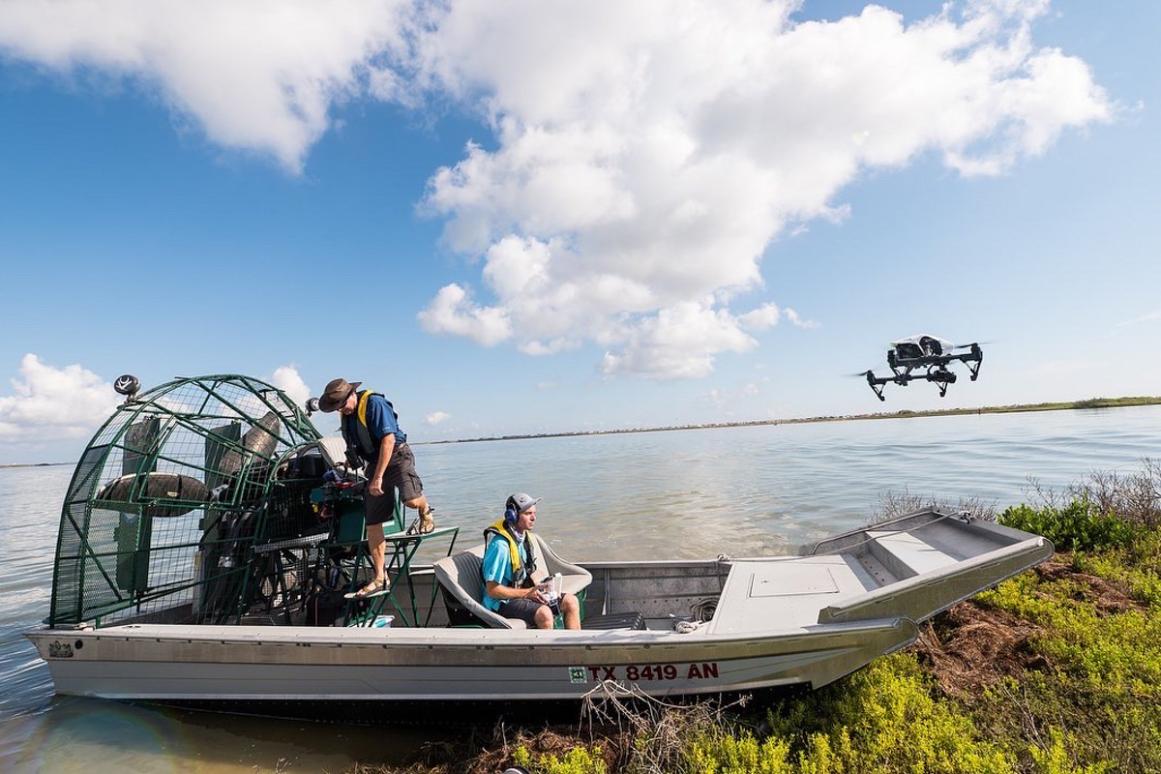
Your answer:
[939,349,983,381]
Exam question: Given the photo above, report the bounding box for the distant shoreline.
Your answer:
[3,397,1156,465]
[426,395,1161,446]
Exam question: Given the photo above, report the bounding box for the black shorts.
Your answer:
[364,442,424,525]
[500,597,547,627]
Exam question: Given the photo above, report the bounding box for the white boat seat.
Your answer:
[433,533,593,629]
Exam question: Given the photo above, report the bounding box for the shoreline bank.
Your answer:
[427,395,1161,446]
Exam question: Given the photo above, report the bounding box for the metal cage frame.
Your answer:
[49,375,322,628]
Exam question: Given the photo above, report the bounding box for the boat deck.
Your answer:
[711,554,878,634]
[708,516,1041,635]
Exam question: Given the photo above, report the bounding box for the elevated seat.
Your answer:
[433,533,593,629]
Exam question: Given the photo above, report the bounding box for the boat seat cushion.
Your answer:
[434,533,593,630]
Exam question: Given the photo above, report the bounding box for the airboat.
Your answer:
[27,374,1052,709]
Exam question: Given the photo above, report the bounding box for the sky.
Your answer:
[0,0,1158,464]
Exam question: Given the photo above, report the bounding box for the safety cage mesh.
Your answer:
[49,375,322,627]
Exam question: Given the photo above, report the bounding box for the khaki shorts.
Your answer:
[364,442,424,525]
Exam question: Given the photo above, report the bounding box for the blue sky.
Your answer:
[0,0,1158,464]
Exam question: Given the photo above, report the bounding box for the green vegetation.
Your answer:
[357,464,1161,773]
[999,500,1139,552]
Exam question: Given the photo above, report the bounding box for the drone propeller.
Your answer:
[842,370,874,378]
[951,339,994,350]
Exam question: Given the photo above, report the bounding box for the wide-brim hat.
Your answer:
[319,378,362,412]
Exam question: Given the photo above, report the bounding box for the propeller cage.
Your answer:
[49,375,321,627]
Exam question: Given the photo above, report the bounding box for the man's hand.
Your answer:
[525,587,547,604]
[369,477,385,497]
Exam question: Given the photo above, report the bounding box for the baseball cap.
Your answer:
[507,492,541,514]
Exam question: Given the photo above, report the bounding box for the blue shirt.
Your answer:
[481,532,529,612]
[343,393,407,463]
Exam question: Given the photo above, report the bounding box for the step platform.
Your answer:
[582,611,646,630]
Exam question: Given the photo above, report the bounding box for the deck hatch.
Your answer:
[748,564,839,597]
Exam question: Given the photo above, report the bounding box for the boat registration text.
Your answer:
[570,663,719,684]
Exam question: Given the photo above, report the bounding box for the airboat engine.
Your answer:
[48,374,325,628]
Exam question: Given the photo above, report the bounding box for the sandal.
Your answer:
[419,507,436,534]
[406,507,437,535]
[344,579,389,599]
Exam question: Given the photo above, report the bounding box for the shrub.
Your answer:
[762,655,1014,773]
[999,500,1137,552]
[512,744,607,774]
[1027,459,1161,528]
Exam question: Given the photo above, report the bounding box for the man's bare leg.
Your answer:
[363,522,386,593]
[562,594,581,630]
[404,495,435,532]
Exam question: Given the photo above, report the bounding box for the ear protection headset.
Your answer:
[504,496,519,525]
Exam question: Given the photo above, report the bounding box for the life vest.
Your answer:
[341,390,400,465]
[483,519,537,588]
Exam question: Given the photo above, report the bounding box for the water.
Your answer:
[2,406,1159,771]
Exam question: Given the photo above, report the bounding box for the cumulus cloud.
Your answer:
[783,308,819,330]
[737,302,815,332]
[0,1,1111,377]
[0,0,410,172]
[411,0,1107,377]
[424,410,451,425]
[601,301,758,379]
[270,365,311,407]
[0,354,117,440]
[417,283,512,345]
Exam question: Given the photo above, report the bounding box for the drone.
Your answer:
[857,335,983,401]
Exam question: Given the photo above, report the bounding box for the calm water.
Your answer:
[2,406,1159,771]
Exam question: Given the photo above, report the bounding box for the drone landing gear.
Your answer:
[965,348,983,381]
[865,371,888,401]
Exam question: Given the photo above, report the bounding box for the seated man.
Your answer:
[481,493,581,630]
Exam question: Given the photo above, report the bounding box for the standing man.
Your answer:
[481,493,581,630]
[319,377,436,598]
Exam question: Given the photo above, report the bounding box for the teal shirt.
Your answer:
[481,533,530,612]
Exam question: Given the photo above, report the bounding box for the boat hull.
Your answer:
[28,617,917,702]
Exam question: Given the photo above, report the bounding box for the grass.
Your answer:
[353,462,1161,773]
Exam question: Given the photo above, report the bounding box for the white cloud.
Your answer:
[0,0,410,172]
[739,303,782,332]
[412,0,1107,377]
[0,354,117,440]
[0,1,1110,377]
[417,283,512,345]
[601,301,757,379]
[783,308,819,330]
[1117,310,1161,327]
[424,410,450,425]
[270,365,311,407]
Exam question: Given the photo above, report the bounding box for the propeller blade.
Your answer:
[842,370,874,378]
[951,340,993,349]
